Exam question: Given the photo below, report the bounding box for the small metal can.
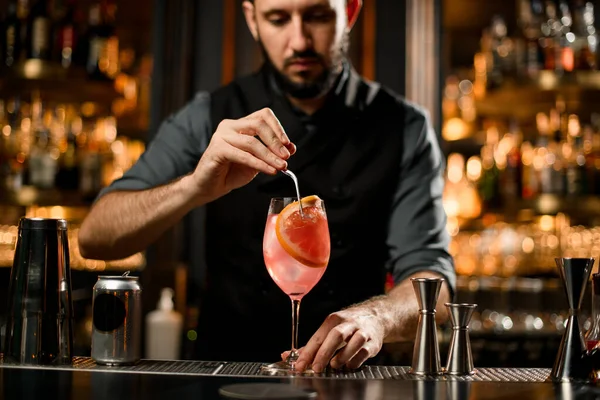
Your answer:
[91,273,142,365]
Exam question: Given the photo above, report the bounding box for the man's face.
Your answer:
[245,0,348,99]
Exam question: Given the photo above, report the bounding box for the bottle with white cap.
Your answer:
[145,287,183,360]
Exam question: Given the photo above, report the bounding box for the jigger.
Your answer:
[551,257,595,382]
[444,303,477,375]
[409,277,444,375]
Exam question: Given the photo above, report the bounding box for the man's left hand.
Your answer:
[282,307,385,373]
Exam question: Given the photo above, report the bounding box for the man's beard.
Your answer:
[258,32,348,100]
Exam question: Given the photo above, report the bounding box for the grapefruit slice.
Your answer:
[275,195,330,268]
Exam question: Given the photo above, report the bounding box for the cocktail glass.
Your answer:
[260,196,330,375]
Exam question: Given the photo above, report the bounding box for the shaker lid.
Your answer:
[19,217,68,230]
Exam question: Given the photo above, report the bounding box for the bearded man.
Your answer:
[78,0,455,373]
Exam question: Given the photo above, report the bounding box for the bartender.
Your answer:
[78,0,455,372]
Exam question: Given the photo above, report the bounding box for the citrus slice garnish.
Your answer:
[275,195,330,268]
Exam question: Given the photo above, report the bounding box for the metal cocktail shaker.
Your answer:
[3,217,74,365]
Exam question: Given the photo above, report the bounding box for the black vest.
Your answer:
[194,65,406,362]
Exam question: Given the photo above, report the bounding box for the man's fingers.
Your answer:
[329,331,368,369]
[256,107,290,146]
[345,340,379,370]
[287,142,297,155]
[294,315,345,371]
[228,109,292,159]
[221,144,276,175]
[223,133,287,170]
[307,325,356,373]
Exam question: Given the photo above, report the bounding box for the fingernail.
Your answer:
[280,146,290,158]
[286,143,296,155]
[277,159,287,169]
[312,363,322,373]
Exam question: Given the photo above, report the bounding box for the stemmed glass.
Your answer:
[261,196,330,375]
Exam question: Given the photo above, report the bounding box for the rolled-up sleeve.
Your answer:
[97,91,213,199]
[387,103,456,295]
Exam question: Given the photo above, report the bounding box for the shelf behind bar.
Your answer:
[0,186,96,208]
[483,194,600,222]
[0,60,120,109]
[475,70,600,121]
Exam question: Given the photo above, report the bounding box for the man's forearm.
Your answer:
[357,271,451,343]
[78,174,202,260]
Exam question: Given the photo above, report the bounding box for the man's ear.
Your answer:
[242,0,259,41]
[347,0,362,29]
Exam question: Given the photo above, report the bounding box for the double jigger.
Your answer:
[409,277,477,376]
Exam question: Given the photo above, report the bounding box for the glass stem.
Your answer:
[288,298,301,365]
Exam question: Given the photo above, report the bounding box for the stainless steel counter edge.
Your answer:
[0,356,554,382]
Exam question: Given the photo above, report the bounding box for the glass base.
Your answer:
[259,361,322,377]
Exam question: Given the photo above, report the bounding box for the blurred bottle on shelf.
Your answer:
[16,0,29,58]
[557,0,575,74]
[2,2,21,67]
[26,0,51,60]
[539,0,558,72]
[28,95,58,189]
[1,97,26,192]
[83,3,101,78]
[54,107,80,191]
[515,0,544,80]
[484,15,510,89]
[16,0,29,20]
[52,0,78,68]
[443,153,482,221]
[571,0,597,70]
[565,114,587,196]
[501,119,523,202]
[521,138,536,199]
[85,1,118,81]
[548,105,565,195]
[478,126,501,210]
[102,1,119,79]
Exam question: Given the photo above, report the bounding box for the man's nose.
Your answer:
[289,17,311,52]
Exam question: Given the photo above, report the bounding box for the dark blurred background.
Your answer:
[1,0,600,369]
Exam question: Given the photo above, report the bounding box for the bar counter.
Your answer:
[1,357,599,399]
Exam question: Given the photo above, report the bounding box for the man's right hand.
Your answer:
[189,107,296,203]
